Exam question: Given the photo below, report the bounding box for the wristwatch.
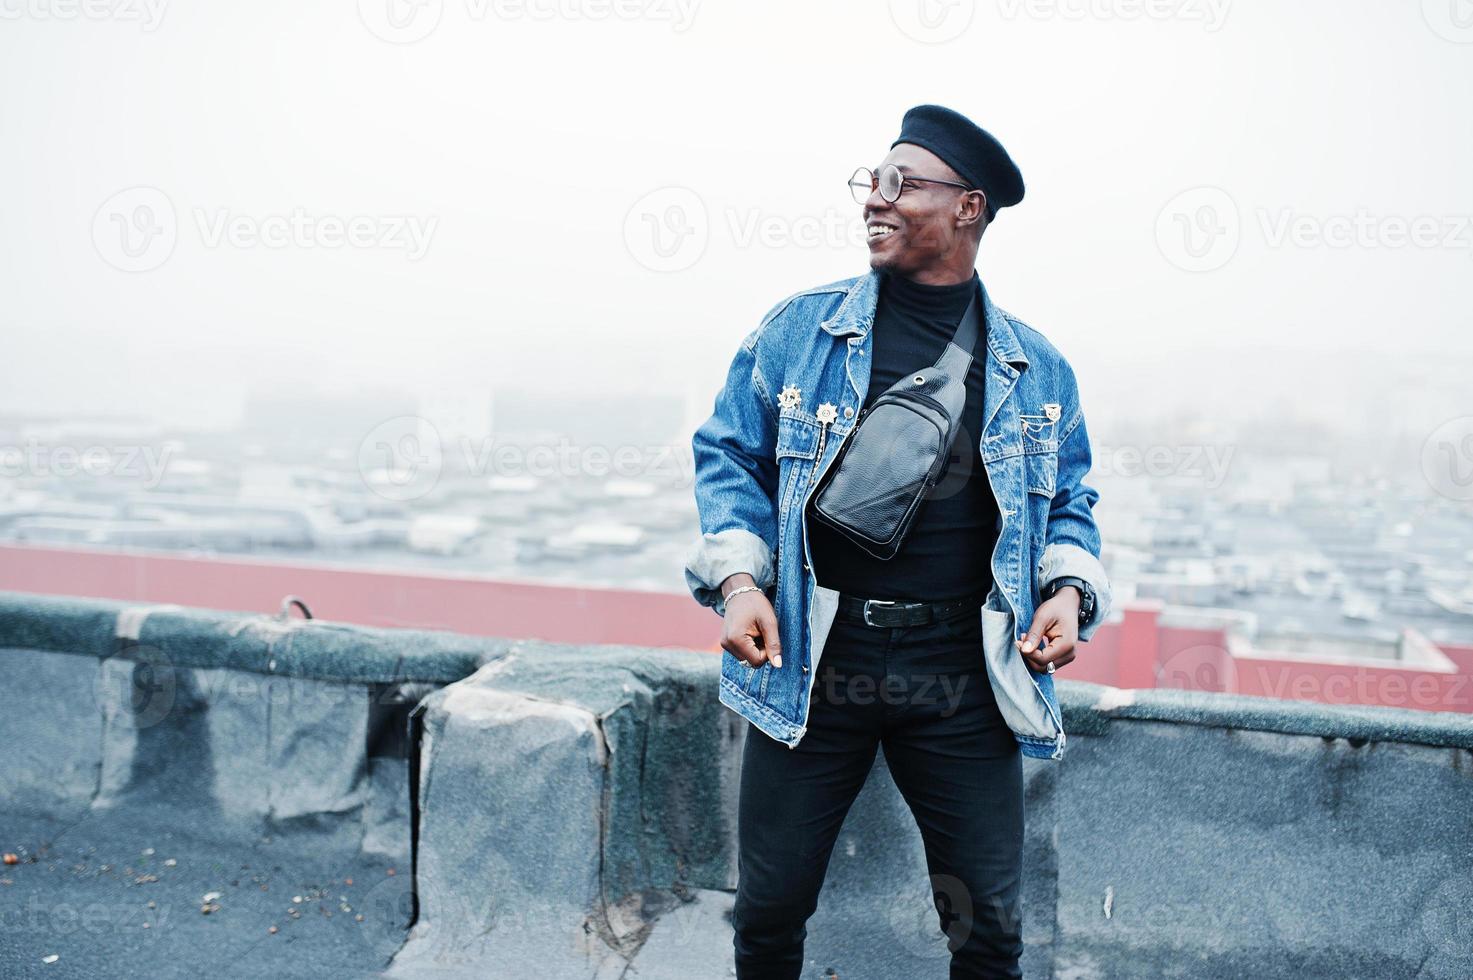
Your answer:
[1044,576,1095,627]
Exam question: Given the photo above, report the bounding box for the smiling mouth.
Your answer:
[867,223,898,241]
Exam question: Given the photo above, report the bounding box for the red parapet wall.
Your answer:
[0,543,721,651]
[1,543,1468,714]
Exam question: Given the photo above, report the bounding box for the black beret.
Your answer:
[891,104,1025,216]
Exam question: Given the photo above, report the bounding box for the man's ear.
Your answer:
[957,189,989,235]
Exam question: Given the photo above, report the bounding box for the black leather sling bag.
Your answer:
[806,283,983,560]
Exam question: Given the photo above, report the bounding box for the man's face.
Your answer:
[862,143,978,276]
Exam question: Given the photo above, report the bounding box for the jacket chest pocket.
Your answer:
[1020,414,1060,498]
[1022,444,1058,565]
[775,414,820,507]
[1024,446,1058,498]
[774,414,821,595]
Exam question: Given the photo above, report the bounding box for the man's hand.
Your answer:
[720,573,783,669]
[1016,586,1080,672]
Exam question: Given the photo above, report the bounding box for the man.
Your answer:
[684,104,1110,978]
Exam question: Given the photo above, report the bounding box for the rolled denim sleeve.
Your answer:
[1036,397,1112,641]
[683,326,780,618]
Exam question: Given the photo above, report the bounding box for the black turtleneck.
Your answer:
[807,269,1000,601]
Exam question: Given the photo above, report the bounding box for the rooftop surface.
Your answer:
[2,588,1471,979]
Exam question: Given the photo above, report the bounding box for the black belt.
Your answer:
[835,589,989,628]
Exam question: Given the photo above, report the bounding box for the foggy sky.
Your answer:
[3,0,1471,443]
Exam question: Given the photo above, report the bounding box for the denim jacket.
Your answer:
[683,270,1110,761]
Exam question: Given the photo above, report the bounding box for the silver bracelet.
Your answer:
[723,584,763,603]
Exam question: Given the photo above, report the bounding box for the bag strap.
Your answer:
[948,282,983,359]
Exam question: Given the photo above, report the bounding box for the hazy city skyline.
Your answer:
[3,1,1472,449]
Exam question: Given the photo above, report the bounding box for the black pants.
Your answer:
[731,605,1025,979]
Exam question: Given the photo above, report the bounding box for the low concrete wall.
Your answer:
[4,590,1472,979]
[1052,685,1473,978]
[0,590,499,860]
[388,644,744,979]
[391,645,1473,979]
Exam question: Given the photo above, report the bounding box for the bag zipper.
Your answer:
[873,388,949,416]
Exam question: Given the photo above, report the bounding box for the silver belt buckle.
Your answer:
[862,599,896,627]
